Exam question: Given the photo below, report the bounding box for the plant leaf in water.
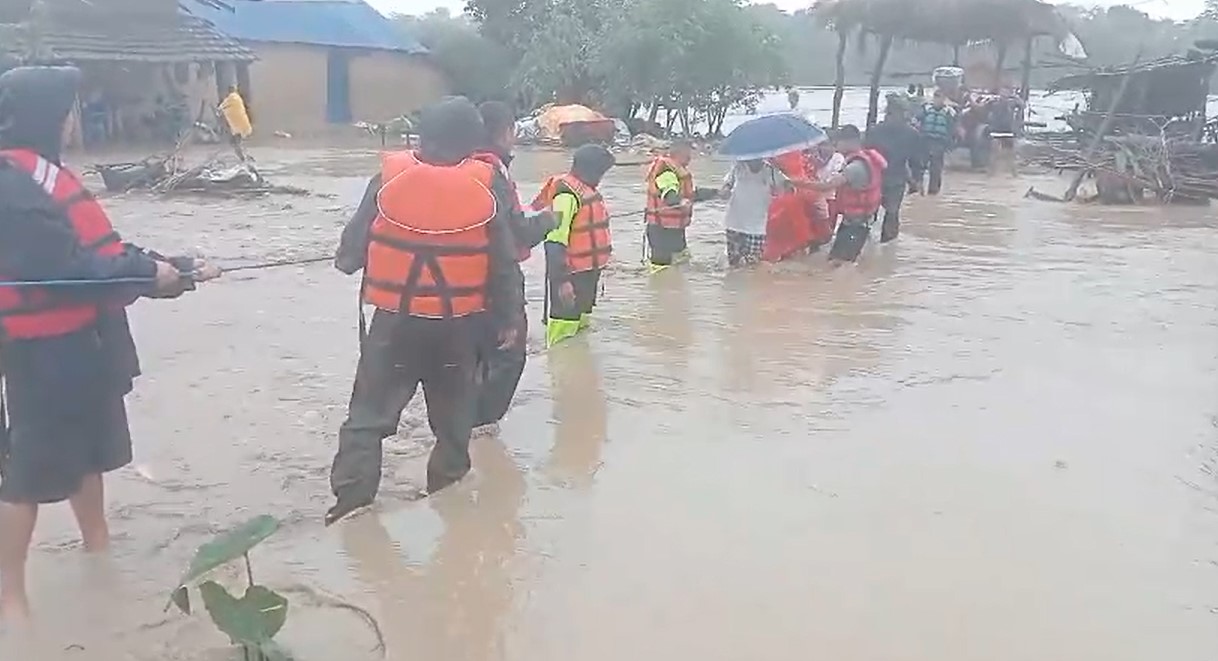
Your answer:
[167,515,280,613]
[199,581,289,645]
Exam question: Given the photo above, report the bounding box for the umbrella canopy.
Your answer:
[718,113,828,161]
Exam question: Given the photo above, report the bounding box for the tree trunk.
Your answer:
[831,29,848,128]
[1019,36,1034,103]
[866,34,893,129]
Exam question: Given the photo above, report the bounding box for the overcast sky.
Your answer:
[371,0,1206,21]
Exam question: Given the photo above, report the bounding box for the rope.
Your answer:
[0,204,708,288]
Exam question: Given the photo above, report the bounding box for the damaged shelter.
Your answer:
[1049,48,1218,140]
[1025,44,1218,204]
[0,0,255,147]
[814,0,1083,127]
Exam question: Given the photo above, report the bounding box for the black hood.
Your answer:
[0,66,80,164]
[417,96,484,166]
[570,144,614,188]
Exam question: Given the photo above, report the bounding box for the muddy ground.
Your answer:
[1,144,1216,660]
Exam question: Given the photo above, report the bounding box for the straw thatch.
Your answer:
[0,0,253,62]
[814,0,1068,46]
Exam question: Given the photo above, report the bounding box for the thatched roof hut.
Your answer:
[814,0,1076,127]
[0,0,253,64]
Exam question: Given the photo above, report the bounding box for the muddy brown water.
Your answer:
[2,146,1216,660]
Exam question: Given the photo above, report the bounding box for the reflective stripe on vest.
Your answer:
[0,149,125,340]
[835,149,887,219]
[532,175,611,273]
[364,151,495,318]
[644,157,694,228]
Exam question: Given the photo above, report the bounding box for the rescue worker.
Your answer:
[643,141,718,273]
[534,145,614,347]
[327,97,526,526]
[470,100,554,428]
[0,66,220,620]
[811,124,887,264]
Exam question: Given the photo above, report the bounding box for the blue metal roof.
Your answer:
[185,0,427,54]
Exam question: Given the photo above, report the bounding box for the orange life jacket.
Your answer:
[531,174,612,273]
[364,151,496,318]
[835,149,887,219]
[0,149,126,340]
[469,150,531,262]
[644,156,694,228]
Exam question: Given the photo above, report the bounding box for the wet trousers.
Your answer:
[646,225,689,269]
[880,183,905,243]
[330,310,481,510]
[473,315,527,427]
[829,215,872,262]
[923,140,948,195]
[546,268,600,347]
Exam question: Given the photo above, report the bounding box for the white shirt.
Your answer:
[817,152,846,200]
[722,163,782,236]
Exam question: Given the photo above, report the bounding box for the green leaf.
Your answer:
[167,515,279,614]
[199,581,289,645]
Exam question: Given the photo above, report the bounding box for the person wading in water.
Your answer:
[326,97,526,525]
[810,124,887,265]
[533,145,615,348]
[643,140,719,273]
[470,101,554,429]
[0,66,221,620]
[862,96,922,244]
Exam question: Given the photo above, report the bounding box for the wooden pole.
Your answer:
[831,29,848,128]
[1019,35,1034,103]
[1061,61,1139,202]
[952,43,960,66]
[866,34,893,129]
[994,42,1008,88]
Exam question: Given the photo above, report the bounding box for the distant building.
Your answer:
[187,0,448,134]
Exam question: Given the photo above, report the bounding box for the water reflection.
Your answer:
[340,437,524,661]
[544,344,609,488]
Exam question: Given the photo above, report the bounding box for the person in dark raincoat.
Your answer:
[327,97,526,526]
[470,101,553,428]
[0,66,220,620]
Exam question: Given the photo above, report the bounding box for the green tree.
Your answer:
[396,9,513,103]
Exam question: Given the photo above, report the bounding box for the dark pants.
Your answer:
[829,217,872,262]
[329,310,481,516]
[925,140,948,195]
[473,316,527,427]
[547,269,600,321]
[0,327,135,505]
[646,225,688,266]
[880,183,905,243]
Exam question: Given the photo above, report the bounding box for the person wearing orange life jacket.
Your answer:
[470,100,555,428]
[0,67,221,621]
[643,141,719,273]
[533,145,614,347]
[809,124,887,264]
[326,98,526,526]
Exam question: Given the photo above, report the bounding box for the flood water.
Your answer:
[2,144,1217,660]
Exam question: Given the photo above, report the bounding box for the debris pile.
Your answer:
[1023,132,1218,202]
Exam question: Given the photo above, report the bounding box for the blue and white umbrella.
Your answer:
[717,112,828,161]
